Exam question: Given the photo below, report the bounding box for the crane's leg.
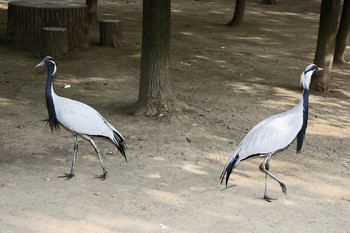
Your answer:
[259,153,287,202]
[82,134,107,179]
[262,153,274,201]
[58,132,78,179]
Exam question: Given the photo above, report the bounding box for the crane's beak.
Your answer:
[317,67,323,72]
[36,61,44,67]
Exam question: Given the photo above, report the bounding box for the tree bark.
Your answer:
[100,20,123,47]
[262,0,277,4]
[333,0,350,64]
[311,0,341,92]
[227,0,246,27]
[136,0,176,116]
[40,27,68,58]
[7,1,89,51]
[86,0,98,24]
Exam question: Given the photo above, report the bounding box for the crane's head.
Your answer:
[36,56,57,75]
[300,64,323,90]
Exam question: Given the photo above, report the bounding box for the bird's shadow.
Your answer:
[93,174,107,180]
[220,184,237,191]
[57,173,74,180]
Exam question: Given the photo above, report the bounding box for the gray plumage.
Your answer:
[36,56,127,179]
[220,64,322,201]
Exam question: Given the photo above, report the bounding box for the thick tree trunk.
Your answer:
[7,1,89,51]
[136,0,176,116]
[311,0,341,92]
[86,0,98,24]
[40,27,68,58]
[333,0,350,64]
[227,0,246,27]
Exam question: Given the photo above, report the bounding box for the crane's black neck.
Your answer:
[45,63,60,132]
[296,88,309,152]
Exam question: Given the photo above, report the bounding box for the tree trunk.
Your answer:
[7,1,89,51]
[333,0,350,64]
[311,0,341,92]
[100,20,123,47]
[86,0,98,24]
[136,0,176,116]
[262,0,277,4]
[40,27,68,58]
[227,0,246,27]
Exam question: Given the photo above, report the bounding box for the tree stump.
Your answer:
[40,27,68,58]
[86,0,98,24]
[100,20,123,47]
[7,1,90,51]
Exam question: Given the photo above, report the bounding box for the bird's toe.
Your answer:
[99,171,108,180]
[58,173,75,180]
[280,183,287,195]
[264,195,276,202]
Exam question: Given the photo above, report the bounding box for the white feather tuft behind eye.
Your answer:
[50,60,57,75]
[300,64,317,90]
[300,71,312,89]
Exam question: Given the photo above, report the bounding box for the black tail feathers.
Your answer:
[113,131,127,162]
[220,154,240,186]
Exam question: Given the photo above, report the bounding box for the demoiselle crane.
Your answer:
[36,56,127,179]
[220,64,323,201]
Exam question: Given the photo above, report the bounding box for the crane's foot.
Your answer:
[96,171,107,180]
[58,173,74,180]
[280,182,287,195]
[264,195,276,202]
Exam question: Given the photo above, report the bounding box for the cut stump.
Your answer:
[7,1,90,51]
[40,27,68,58]
[100,20,123,47]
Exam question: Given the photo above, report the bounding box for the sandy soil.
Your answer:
[0,0,349,232]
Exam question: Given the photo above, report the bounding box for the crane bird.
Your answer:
[36,56,127,179]
[220,64,323,201]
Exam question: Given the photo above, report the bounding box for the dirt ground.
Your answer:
[0,0,349,232]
